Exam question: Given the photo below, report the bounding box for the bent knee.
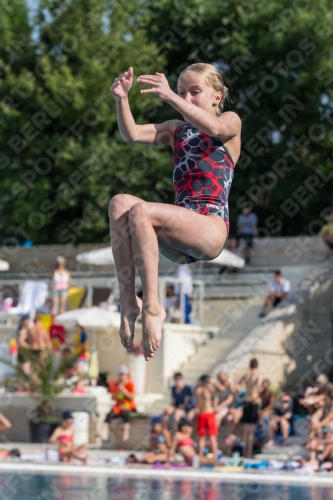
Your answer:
[129,201,148,224]
[109,194,136,219]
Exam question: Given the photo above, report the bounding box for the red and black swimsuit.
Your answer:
[173,123,235,262]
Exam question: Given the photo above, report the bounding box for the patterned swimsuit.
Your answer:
[173,123,235,263]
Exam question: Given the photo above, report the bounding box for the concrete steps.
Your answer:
[143,265,315,415]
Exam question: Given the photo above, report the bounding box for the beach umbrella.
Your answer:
[0,260,9,271]
[55,306,121,329]
[206,248,245,269]
[76,247,114,266]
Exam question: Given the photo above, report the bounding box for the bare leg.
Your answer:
[321,443,333,460]
[128,202,226,359]
[163,406,175,422]
[198,436,205,460]
[72,449,90,465]
[280,418,290,444]
[122,422,130,442]
[59,295,67,315]
[243,424,255,458]
[75,443,88,453]
[216,406,229,428]
[143,451,168,464]
[266,418,277,446]
[186,408,197,422]
[109,194,145,349]
[261,294,274,314]
[174,408,186,424]
[52,294,58,315]
[210,435,218,463]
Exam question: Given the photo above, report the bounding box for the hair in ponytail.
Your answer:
[180,63,230,115]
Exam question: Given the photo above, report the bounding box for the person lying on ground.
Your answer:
[49,411,89,465]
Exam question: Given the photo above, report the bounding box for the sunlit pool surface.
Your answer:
[0,472,332,499]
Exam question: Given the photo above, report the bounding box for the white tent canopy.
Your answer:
[55,306,120,329]
[77,246,244,269]
[76,247,114,266]
[0,260,9,271]
[206,248,245,268]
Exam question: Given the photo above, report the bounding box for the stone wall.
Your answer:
[212,256,333,391]
[0,236,328,274]
[0,393,99,443]
[0,243,112,274]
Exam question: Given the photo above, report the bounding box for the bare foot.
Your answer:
[142,305,166,360]
[119,296,142,350]
[84,452,90,465]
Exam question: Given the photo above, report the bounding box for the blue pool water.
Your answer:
[0,473,332,499]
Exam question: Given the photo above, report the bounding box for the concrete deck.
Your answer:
[0,444,332,485]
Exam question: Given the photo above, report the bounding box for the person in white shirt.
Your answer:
[259,270,290,318]
[50,256,71,315]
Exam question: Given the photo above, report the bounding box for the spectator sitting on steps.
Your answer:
[97,365,136,442]
[259,270,290,318]
[164,372,196,425]
[128,416,171,464]
[266,394,293,447]
[49,411,90,464]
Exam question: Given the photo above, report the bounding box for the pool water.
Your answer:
[0,473,332,500]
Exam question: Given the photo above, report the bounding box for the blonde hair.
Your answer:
[180,63,229,116]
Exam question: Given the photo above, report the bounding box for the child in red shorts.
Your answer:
[195,375,219,463]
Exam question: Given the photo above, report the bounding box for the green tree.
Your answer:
[142,0,333,236]
[1,0,171,244]
[2,0,333,243]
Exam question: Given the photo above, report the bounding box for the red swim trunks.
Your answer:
[197,412,218,437]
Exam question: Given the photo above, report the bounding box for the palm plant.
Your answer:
[4,348,80,421]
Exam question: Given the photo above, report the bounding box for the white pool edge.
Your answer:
[0,462,332,485]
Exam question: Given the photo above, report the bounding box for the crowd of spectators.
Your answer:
[14,313,90,397]
[123,365,333,469]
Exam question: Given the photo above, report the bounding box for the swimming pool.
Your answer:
[0,472,332,500]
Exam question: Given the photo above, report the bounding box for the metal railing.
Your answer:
[158,277,205,325]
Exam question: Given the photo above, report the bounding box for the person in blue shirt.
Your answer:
[164,372,196,424]
[236,206,258,264]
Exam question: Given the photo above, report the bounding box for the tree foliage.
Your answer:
[1,0,333,243]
